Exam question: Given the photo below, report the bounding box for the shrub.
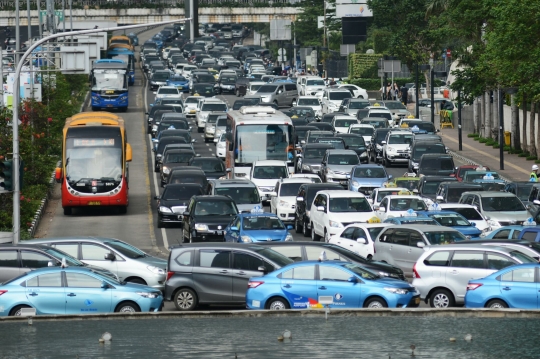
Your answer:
[478,138,488,143]
[467,133,479,138]
[492,143,500,149]
[527,156,538,161]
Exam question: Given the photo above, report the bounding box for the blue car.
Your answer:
[482,225,525,239]
[348,164,392,195]
[384,216,440,225]
[416,210,482,239]
[246,260,419,310]
[0,267,163,316]
[465,263,540,309]
[167,74,190,93]
[224,212,293,243]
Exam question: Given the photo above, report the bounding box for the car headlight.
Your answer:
[327,169,335,175]
[156,154,162,159]
[328,220,343,228]
[376,144,382,150]
[137,291,161,298]
[360,152,367,157]
[306,210,310,217]
[352,180,360,187]
[384,287,409,295]
[195,223,209,231]
[487,219,499,227]
[162,166,170,175]
[91,96,99,101]
[159,206,172,213]
[412,162,419,169]
[302,164,311,171]
[379,271,390,277]
[241,235,253,243]
[146,266,165,275]
[387,146,395,153]
[285,233,293,241]
[278,200,289,208]
[483,226,492,233]
[152,125,158,131]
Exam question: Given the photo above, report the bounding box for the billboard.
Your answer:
[336,3,373,17]
[270,19,292,41]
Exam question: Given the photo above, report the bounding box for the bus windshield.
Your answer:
[66,138,123,184]
[92,70,126,91]
[108,53,134,71]
[235,124,293,164]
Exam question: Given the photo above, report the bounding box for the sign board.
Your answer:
[76,33,108,51]
[270,19,292,41]
[68,41,100,60]
[336,4,373,17]
[277,48,286,56]
[0,232,12,243]
[39,10,64,22]
[340,44,355,56]
[23,84,42,102]
[278,56,288,62]
[383,60,401,73]
[60,46,90,74]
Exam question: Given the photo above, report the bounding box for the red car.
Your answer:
[453,165,491,182]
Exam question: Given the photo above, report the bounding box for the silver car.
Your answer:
[207,179,263,212]
[319,149,360,187]
[459,191,531,227]
[412,244,535,308]
[23,237,167,291]
[204,111,226,143]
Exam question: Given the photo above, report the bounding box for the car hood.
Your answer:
[204,171,226,180]
[168,81,189,85]
[193,214,236,225]
[163,162,190,169]
[454,226,483,237]
[373,277,415,289]
[243,229,288,241]
[327,164,355,173]
[351,177,387,187]
[160,198,190,209]
[484,211,530,222]
[303,158,324,166]
[237,203,263,212]
[136,255,167,269]
[252,178,280,187]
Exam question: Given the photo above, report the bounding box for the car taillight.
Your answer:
[0,290,7,296]
[467,283,482,291]
[412,263,420,278]
[166,271,174,281]
[248,281,264,289]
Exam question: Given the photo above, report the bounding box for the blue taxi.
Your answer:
[416,209,482,239]
[246,259,419,310]
[0,267,163,316]
[166,74,190,93]
[224,211,293,243]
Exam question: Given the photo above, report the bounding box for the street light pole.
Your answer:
[415,63,419,118]
[430,67,435,124]
[10,18,190,244]
[458,89,462,151]
[498,87,504,170]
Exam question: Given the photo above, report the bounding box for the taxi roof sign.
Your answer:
[367,217,381,223]
[251,206,264,213]
[523,217,537,226]
[428,203,441,211]
[406,209,417,216]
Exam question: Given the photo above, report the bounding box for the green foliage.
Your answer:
[478,138,488,143]
[492,143,500,149]
[527,156,538,161]
[518,152,529,157]
[467,133,479,138]
[347,53,381,79]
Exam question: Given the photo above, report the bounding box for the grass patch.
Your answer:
[478,138,488,143]
[467,133,479,138]
[519,151,530,157]
[492,143,500,149]
[526,156,538,161]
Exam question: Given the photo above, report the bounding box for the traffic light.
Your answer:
[0,160,13,192]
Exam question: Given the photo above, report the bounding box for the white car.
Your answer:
[219,69,237,77]
[174,63,187,75]
[348,124,375,146]
[218,56,235,66]
[302,77,326,96]
[329,223,393,259]
[310,190,377,242]
[196,99,228,132]
[269,178,313,224]
[154,86,182,100]
[215,133,226,159]
[321,89,352,114]
[367,187,410,206]
[249,160,290,203]
[331,115,359,134]
[438,203,492,233]
[296,96,322,118]
[367,107,395,127]
[183,96,202,118]
[382,130,413,167]
[374,195,428,221]
[338,84,368,99]
[182,65,198,79]
[289,173,322,183]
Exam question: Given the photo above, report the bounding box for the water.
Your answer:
[0,315,537,358]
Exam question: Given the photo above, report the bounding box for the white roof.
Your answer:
[343,222,393,229]
[290,173,321,180]
[376,187,409,193]
[334,115,355,120]
[280,178,313,184]
[299,95,320,99]
[438,203,478,209]
[157,86,178,91]
[350,124,374,128]
[317,190,366,198]
[368,108,391,113]
[253,160,288,167]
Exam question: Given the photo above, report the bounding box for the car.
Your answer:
[154,183,205,228]
[480,225,525,239]
[381,130,413,167]
[435,182,484,204]
[348,164,392,195]
[451,239,540,261]
[462,170,502,183]
[329,223,392,259]
[196,99,228,133]
[166,166,208,188]
[152,129,193,150]
[249,160,290,203]
[159,149,196,185]
[296,143,333,175]
[367,108,394,127]
[0,266,163,316]
[331,116,358,134]
[301,77,326,96]
[153,116,190,139]
[438,203,492,232]
[336,134,368,162]
[360,117,389,130]
[146,104,182,134]
[154,85,182,100]
[188,156,227,180]
[454,164,491,182]
[348,124,375,146]
[374,195,428,221]
[321,89,353,114]
[417,176,458,201]
[216,74,238,94]
[247,81,266,95]
[472,178,507,191]
[23,237,167,290]
[206,179,263,213]
[316,137,347,150]
[181,195,239,243]
[413,245,536,308]
[310,190,377,242]
[164,243,294,310]
[319,149,360,186]
[459,191,531,228]
[289,173,322,182]
[224,212,293,243]
[246,260,418,310]
[383,216,440,226]
[166,74,190,92]
[366,187,410,206]
[418,154,456,177]
[384,176,420,191]
[149,70,172,90]
[256,83,298,107]
[374,225,468,276]
[154,137,194,172]
[341,98,370,116]
[368,128,391,163]
[504,181,535,206]
[338,84,368,99]
[416,210,482,239]
[269,178,313,223]
[408,141,447,173]
[289,106,316,121]
[215,133,226,159]
[191,83,217,97]
[296,96,323,118]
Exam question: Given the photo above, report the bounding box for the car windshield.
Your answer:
[202,103,227,112]
[257,85,278,93]
[425,231,467,244]
[161,99,183,106]
[162,185,202,200]
[291,108,315,117]
[342,136,365,147]
[350,127,374,136]
[329,92,352,100]
[194,85,214,92]
[250,84,263,91]
[194,200,237,216]
[422,181,444,194]
[366,120,386,128]
[349,101,370,109]
[43,248,84,266]
[236,124,294,163]
[254,248,294,267]
[328,154,359,165]
[388,134,413,145]
[389,198,427,211]
[242,216,285,230]
[253,165,288,179]
[216,117,227,126]
[306,79,325,86]
[317,139,345,149]
[216,187,260,204]
[342,263,379,280]
[412,144,446,161]
[158,88,179,95]
[447,187,480,202]
[414,122,435,132]
[376,190,402,202]
[481,196,525,211]
[429,213,471,226]
[353,167,386,178]
[280,183,304,196]
[164,152,193,163]
[444,207,483,220]
[105,240,146,259]
[334,119,357,127]
[298,98,320,106]
[190,159,225,173]
[465,172,501,181]
[153,73,170,81]
[329,197,372,212]
[304,147,328,159]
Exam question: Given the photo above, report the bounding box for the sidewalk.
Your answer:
[408,104,530,182]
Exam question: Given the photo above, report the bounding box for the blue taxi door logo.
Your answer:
[84,299,94,306]
[335,293,343,300]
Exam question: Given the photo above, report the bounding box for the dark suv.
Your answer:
[294,182,343,236]
[234,77,252,97]
[182,195,239,243]
[165,243,293,310]
[417,175,457,200]
[368,128,391,163]
[418,153,455,176]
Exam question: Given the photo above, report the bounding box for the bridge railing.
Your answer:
[0,0,300,10]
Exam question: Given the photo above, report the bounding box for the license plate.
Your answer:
[340,180,348,185]
[414,297,420,304]
[88,201,101,206]
[216,231,223,235]
[107,104,113,107]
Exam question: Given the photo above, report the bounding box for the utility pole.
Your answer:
[15,0,20,65]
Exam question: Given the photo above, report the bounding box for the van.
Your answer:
[256,83,298,107]
[418,154,456,176]
[408,141,446,173]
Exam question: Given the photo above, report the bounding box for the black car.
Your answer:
[154,136,192,172]
[360,117,389,129]
[150,110,175,137]
[149,70,171,90]
[417,152,453,176]
[188,156,227,180]
[155,184,205,228]
[435,182,483,203]
[294,182,343,236]
[191,83,216,97]
[310,122,335,132]
[504,181,535,205]
[216,75,237,94]
[336,133,368,163]
[255,242,407,281]
[155,117,190,138]
[296,143,333,174]
[368,128,391,163]
[315,137,346,150]
[355,109,369,120]
[167,167,208,188]
[417,175,457,200]
[182,195,239,243]
[408,140,447,173]
[321,112,348,123]
[235,77,252,97]
[146,105,182,134]
[160,149,197,186]
[294,125,319,145]
[289,107,316,121]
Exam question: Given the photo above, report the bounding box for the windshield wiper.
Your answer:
[68,178,91,186]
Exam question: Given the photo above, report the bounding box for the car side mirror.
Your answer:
[230,226,239,231]
[301,140,306,145]
[413,189,419,194]
[388,174,393,179]
[357,237,367,244]
[268,192,277,197]
[471,222,476,227]
[104,253,116,261]
[373,205,380,210]
[287,225,294,230]
[317,206,325,212]
[296,196,304,202]
[101,281,110,289]
[154,196,160,200]
[214,138,219,143]
[378,207,386,212]
[257,266,268,273]
[153,91,157,94]
[381,141,386,144]
[347,276,357,283]
[533,200,540,205]
[48,261,55,267]
[436,195,444,202]
[417,242,426,248]
[367,198,373,204]
[183,211,190,216]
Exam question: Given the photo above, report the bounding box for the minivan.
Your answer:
[256,83,298,107]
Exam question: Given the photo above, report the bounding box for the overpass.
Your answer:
[0,7,301,26]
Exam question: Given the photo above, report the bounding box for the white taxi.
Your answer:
[374,194,428,221]
[367,187,410,206]
[329,222,393,259]
[269,178,313,224]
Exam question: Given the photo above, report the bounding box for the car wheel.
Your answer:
[236,89,240,97]
[118,206,127,215]
[324,229,330,243]
[9,305,31,316]
[295,219,302,233]
[154,165,160,173]
[197,127,203,133]
[273,100,278,108]
[115,301,141,313]
[311,224,321,241]
[384,156,391,168]
[63,207,72,215]
[487,299,508,309]
[147,126,152,134]
[364,297,388,308]
[302,221,310,237]
[267,297,290,310]
[126,278,146,285]
[430,289,455,308]
[174,288,198,311]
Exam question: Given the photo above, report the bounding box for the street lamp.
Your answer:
[431,70,447,124]
[416,64,430,118]
[320,47,328,78]
[498,86,518,170]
